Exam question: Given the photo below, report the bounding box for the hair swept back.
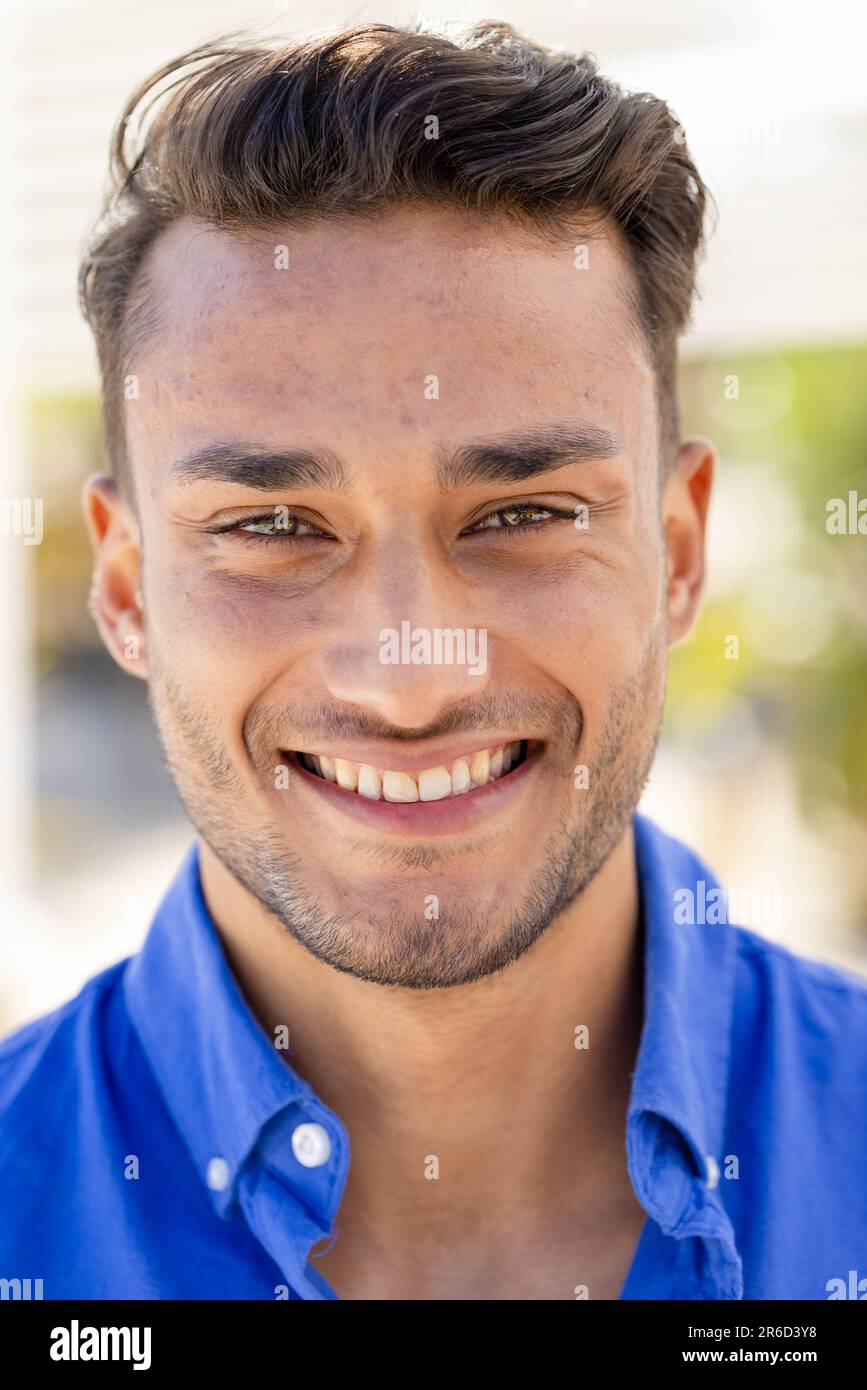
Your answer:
[78,18,713,483]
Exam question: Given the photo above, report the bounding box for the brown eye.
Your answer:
[239,514,324,537]
[210,510,334,543]
[467,503,571,533]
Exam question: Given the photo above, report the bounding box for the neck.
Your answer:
[199,824,643,1230]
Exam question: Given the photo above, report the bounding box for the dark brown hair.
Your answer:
[79,18,712,484]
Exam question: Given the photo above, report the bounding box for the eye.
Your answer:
[213,510,332,542]
[463,502,576,535]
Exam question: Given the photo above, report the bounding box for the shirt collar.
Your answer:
[628,812,743,1296]
[124,843,318,1219]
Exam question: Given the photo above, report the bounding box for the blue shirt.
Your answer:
[2,813,866,1300]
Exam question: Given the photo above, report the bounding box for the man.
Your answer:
[1,19,865,1302]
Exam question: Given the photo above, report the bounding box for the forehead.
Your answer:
[125,205,654,479]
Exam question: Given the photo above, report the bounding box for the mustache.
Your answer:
[244,691,582,751]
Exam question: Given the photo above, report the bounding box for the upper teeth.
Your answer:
[299,741,525,801]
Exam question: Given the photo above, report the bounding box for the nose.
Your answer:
[320,552,491,729]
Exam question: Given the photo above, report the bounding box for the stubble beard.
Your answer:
[147,634,666,990]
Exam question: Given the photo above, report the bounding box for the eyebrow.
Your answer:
[435,422,624,488]
[168,422,623,493]
[168,444,350,491]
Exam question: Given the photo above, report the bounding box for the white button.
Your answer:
[291,1122,332,1168]
[206,1156,230,1191]
[705,1154,720,1190]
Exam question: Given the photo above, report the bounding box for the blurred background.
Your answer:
[1,0,866,1032]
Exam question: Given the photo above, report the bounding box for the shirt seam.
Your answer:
[734,934,867,998]
[0,971,125,1065]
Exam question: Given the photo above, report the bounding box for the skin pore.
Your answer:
[84,203,714,1299]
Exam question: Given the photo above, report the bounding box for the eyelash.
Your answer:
[462,503,578,538]
[213,516,328,547]
[214,503,580,546]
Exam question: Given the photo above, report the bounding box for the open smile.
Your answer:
[293,739,529,801]
[280,739,539,834]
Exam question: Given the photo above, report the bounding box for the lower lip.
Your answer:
[280,744,540,836]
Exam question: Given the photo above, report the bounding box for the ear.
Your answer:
[663,436,715,646]
[82,474,148,679]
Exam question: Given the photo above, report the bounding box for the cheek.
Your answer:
[145,557,332,707]
[493,550,663,690]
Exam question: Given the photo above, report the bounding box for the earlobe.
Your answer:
[667,573,692,630]
[114,607,146,669]
[82,473,148,679]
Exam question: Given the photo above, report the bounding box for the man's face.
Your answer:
[87,204,710,988]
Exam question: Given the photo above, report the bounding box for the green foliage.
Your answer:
[671,343,867,818]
